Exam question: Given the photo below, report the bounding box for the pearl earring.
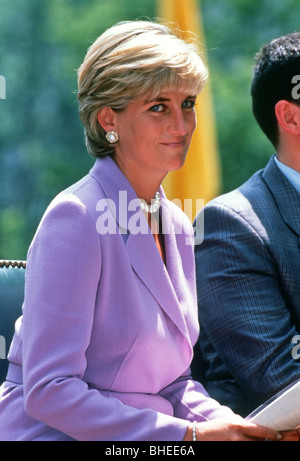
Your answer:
[106,131,119,144]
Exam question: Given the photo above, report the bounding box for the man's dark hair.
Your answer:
[251,32,300,148]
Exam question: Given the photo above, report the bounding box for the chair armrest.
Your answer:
[0,260,26,384]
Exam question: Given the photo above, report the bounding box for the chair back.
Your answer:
[0,260,26,384]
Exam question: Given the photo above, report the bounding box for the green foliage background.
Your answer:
[0,0,299,259]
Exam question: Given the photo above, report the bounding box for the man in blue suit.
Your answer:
[193,32,300,417]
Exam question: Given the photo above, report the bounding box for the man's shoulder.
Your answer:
[205,167,272,216]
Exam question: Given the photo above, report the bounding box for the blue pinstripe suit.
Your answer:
[193,155,300,417]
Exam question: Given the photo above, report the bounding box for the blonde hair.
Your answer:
[77,20,208,158]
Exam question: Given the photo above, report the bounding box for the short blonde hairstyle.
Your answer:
[77,20,208,158]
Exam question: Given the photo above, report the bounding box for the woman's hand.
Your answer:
[183,416,300,441]
[279,429,300,441]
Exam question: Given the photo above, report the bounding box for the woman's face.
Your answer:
[111,90,197,184]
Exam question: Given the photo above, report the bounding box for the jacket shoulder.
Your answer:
[205,168,271,216]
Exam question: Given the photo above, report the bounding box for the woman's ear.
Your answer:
[97,107,116,132]
[275,100,300,136]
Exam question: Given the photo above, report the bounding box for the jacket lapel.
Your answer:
[263,156,300,239]
[125,193,190,338]
[90,157,190,338]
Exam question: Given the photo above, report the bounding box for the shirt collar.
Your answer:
[274,155,300,195]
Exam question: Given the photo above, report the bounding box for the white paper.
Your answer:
[246,379,300,431]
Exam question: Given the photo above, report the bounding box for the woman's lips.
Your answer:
[161,140,186,147]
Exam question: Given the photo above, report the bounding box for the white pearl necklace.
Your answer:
[139,191,161,213]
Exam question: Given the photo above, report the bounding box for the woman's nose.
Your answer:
[168,110,188,135]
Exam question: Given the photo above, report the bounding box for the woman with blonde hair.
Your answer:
[0,20,296,441]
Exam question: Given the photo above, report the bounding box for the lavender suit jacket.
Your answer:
[0,156,232,441]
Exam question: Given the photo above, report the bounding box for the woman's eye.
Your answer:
[182,100,195,109]
[149,104,165,112]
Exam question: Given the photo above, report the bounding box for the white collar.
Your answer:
[274,155,300,195]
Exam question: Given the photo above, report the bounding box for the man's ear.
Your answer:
[97,107,116,132]
[275,100,300,136]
